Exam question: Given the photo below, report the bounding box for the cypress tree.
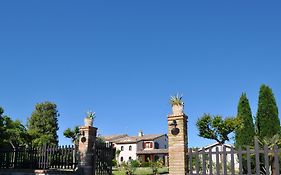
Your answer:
[235,93,255,174]
[235,93,255,147]
[256,84,280,139]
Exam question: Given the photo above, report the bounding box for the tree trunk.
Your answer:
[271,158,278,175]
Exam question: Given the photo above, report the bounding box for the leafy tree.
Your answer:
[27,102,59,146]
[196,114,240,173]
[235,93,255,147]
[196,114,239,144]
[63,126,79,145]
[2,116,30,148]
[0,107,30,148]
[256,84,280,139]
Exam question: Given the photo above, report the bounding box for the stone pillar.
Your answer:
[168,109,188,175]
[78,126,97,175]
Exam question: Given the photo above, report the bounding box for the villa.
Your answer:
[104,131,168,164]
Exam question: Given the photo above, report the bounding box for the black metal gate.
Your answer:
[94,142,114,175]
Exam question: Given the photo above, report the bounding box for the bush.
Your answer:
[121,162,136,175]
[141,161,150,167]
[112,159,117,167]
[150,159,164,174]
[130,159,140,167]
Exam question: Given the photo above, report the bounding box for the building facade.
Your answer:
[104,131,168,164]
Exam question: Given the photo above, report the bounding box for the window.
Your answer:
[154,142,159,149]
[144,142,153,148]
[129,145,132,151]
[120,157,123,162]
[121,146,124,151]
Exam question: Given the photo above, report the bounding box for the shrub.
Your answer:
[141,161,150,167]
[112,159,117,167]
[130,159,140,167]
[121,162,136,175]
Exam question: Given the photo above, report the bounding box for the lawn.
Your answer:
[113,167,169,175]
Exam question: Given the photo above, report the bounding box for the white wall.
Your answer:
[116,143,137,163]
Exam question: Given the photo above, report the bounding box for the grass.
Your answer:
[113,167,169,175]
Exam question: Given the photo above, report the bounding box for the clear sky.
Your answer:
[0,1,280,148]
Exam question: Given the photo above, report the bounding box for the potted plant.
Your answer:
[84,110,96,126]
[170,94,184,115]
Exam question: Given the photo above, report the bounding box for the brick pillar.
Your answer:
[78,126,97,175]
[168,111,188,175]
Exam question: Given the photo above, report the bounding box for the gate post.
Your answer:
[168,96,188,175]
[78,125,97,175]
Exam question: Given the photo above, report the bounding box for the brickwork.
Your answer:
[168,114,188,175]
[78,126,97,175]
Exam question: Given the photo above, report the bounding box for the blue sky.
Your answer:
[0,1,280,147]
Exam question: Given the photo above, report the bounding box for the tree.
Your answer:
[256,84,280,139]
[235,93,255,147]
[27,102,59,146]
[234,93,255,174]
[2,116,30,148]
[196,114,239,144]
[63,126,79,145]
[0,107,4,145]
[0,107,30,148]
[197,114,240,173]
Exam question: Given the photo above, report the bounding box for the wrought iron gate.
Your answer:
[94,142,114,175]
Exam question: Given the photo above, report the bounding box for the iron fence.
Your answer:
[0,145,78,170]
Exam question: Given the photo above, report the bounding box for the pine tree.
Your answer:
[256,84,280,139]
[27,102,59,146]
[235,93,255,147]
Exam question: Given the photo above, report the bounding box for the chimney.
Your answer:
[138,130,144,137]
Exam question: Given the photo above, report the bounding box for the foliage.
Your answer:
[112,159,118,167]
[63,126,79,145]
[130,159,141,167]
[169,93,184,106]
[235,93,255,148]
[2,116,30,148]
[258,134,281,175]
[115,149,121,159]
[121,161,136,175]
[149,159,164,174]
[234,93,256,174]
[96,136,105,144]
[0,107,30,148]
[113,167,169,175]
[27,102,59,146]
[86,110,95,119]
[196,114,240,144]
[141,161,150,167]
[0,107,4,145]
[256,84,280,139]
